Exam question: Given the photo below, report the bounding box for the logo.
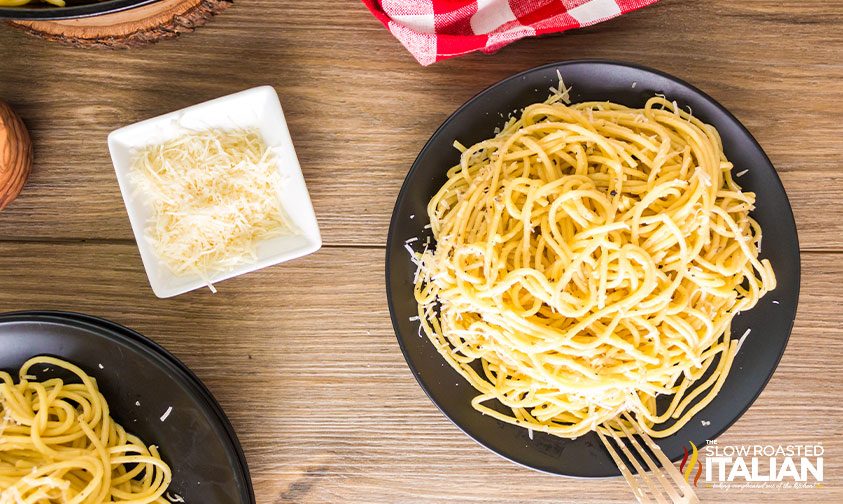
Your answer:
[679,441,703,487]
[677,440,824,491]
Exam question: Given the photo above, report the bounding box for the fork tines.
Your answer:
[597,412,700,504]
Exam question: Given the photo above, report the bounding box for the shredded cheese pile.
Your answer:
[131,129,290,285]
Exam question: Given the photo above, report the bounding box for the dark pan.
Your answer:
[0,0,155,21]
[0,310,255,502]
[385,60,800,477]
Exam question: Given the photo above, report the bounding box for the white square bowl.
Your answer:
[107,86,322,298]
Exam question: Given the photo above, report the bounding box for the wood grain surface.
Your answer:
[0,1,841,502]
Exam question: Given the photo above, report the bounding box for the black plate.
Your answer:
[385,60,800,477]
[0,311,255,502]
[0,0,155,21]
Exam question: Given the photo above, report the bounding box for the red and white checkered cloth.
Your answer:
[361,0,658,65]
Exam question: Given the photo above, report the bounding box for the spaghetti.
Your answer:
[412,86,775,439]
[0,356,172,503]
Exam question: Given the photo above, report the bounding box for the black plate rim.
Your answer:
[0,0,156,21]
[385,59,800,478]
[0,310,257,502]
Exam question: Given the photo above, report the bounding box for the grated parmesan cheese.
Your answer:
[131,129,292,286]
[548,70,572,104]
[737,328,752,352]
[166,492,186,503]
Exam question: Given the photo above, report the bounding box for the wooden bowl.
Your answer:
[0,0,155,21]
[0,100,32,211]
[7,0,232,48]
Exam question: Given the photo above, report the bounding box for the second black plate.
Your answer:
[0,311,255,502]
[385,60,800,477]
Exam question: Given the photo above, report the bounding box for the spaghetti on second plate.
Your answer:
[0,356,172,503]
[411,87,775,439]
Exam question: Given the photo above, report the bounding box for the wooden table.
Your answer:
[1,1,841,502]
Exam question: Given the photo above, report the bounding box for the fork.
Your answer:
[597,412,700,504]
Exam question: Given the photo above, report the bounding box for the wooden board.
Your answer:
[8,0,231,48]
[0,1,842,503]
